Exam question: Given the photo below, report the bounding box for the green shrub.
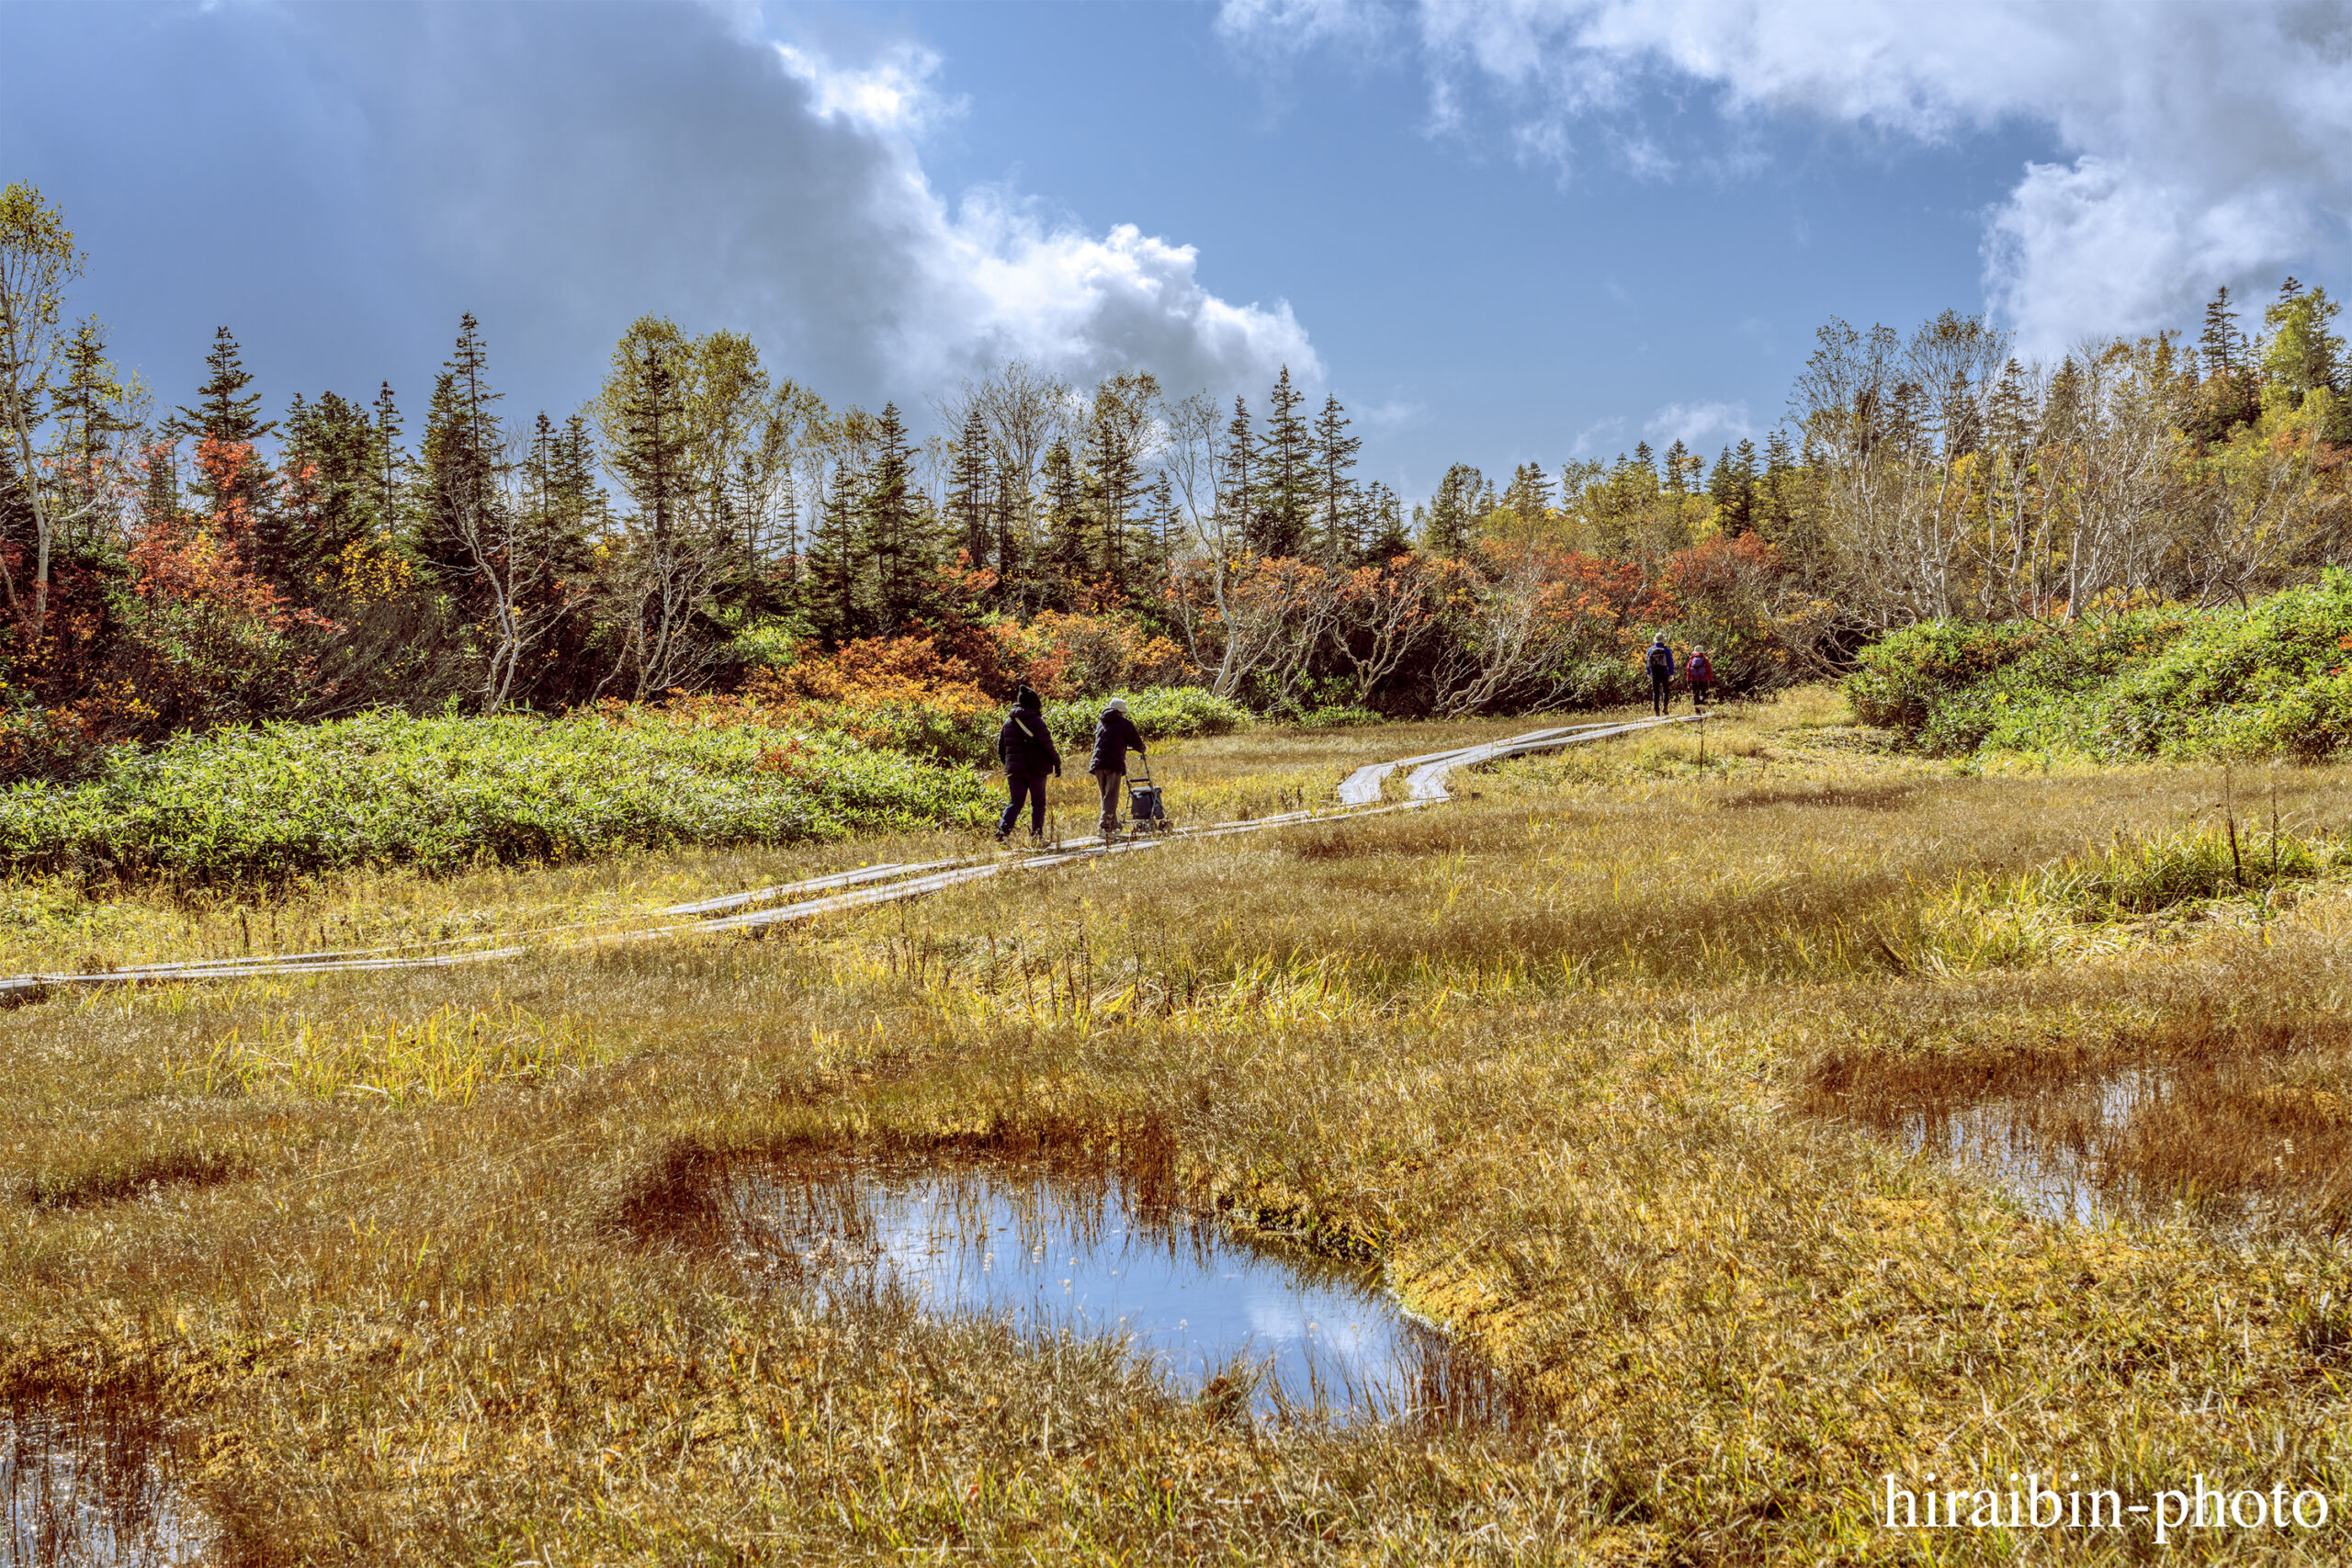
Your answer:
[1845,620,2054,737]
[0,708,990,886]
[1040,688,1251,751]
[1849,576,2352,761]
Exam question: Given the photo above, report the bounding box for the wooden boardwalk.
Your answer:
[0,714,1704,998]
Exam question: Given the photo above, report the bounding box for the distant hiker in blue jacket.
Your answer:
[1089,697,1147,836]
[995,686,1060,842]
[1645,635,1675,716]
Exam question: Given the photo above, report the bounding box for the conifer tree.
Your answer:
[1503,461,1553,531]
[2263,277,2346,400]
[609,332,684,550]
[1038,438,1089,595]
[1662,438,1692,497]
[173,326,276,536]
[1422,464,1484,557]
[1250,366,1313,558]
[804,460,867,644]
[1707,444,1758,535]
[277,389,378,596]
[991,450,1023,607]
[1310,393,1362,561]
[420,315,504,593]
[1361,480,1409,559]
[861,402,935,628]
[139,441,177,533]
[51,320,135,552]
[1145,472,1180,581]
[1082,374,1155,592]
[1219,396,1255,554]
[368,381,408,542]
[946,407,993,573]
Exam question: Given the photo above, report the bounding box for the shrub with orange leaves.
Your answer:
[656,636,1000,762]
[115,518,338,734]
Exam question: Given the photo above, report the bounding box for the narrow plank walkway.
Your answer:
[1,713,1705,998]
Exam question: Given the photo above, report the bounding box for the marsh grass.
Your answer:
[0,1382,211,1563]
[4,694,2352,1560]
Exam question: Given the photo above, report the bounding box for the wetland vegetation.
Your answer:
[0,693,2348,1562]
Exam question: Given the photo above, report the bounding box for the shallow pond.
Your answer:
[723,1156,1498,1425]
[1,1396,211,1566]
[1891,1060,2348,1235]
[1901,1071,2150,1226]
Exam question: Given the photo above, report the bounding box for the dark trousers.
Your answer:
[1690,681,1714,712]
[1092,768,1125,833]
[999,772,1048,838]
[1649,672,1671,716]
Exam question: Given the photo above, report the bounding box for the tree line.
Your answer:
[3,175,2346,780]
[1442,281,2348,637]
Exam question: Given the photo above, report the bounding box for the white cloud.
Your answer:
[1353,395,1428,430]
[774,40,956,135]
[1222,0,2352,354]
[1643,400,1751,452]
[307,6,1315,410]
[1569,413,1627,456]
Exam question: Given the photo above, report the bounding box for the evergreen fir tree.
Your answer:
[1422,464,1483,557]
[140,440,178,533]
[1361,480,1410,560]
[1083,377,1151,593]
[1707,444,1758,535]
[1038,438,1089,595]
[1250,366,1313,558]
[420,315,505,592]
[804,461,867,643]
[860,403,935,627]
[991,449,1023,608]
[609,332,684,550]
[51,320,134,551]
[173,326,276,536]
[277,389,378,596]
[1219,396,1255,554]
[1144,472,1180,582]
[368,382,409,543]
[1662,438,1692,497]
[946,408,993,573]
[1310,393,1363,561]
[1503,461,1553,531]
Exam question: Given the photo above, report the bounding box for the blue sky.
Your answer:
[3,1,2346,504]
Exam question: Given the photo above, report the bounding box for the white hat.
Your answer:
[1105,697,1128,714]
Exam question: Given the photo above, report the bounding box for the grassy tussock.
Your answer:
[2,694,2350,1561]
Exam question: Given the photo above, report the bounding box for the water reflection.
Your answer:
[725,1156,1503,1425]
[1,1395,211,1567]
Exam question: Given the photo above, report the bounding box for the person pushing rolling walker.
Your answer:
[1089,696,1148,839]
[994,684,1060,845]
[1645,633,1676,716]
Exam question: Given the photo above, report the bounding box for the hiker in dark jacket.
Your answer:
[1089,697,1147,836]
[1687,648,1716,714]
[994,686,1060,842]
[1645,635,1675,716]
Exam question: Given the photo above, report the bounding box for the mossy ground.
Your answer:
[4,694,2350,1562]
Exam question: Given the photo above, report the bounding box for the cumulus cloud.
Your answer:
[281,5,1314,409]
[1643,400,1751,452]
[1222,0,2352,354]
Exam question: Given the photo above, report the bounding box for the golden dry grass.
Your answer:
[4,691,2352,1562]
